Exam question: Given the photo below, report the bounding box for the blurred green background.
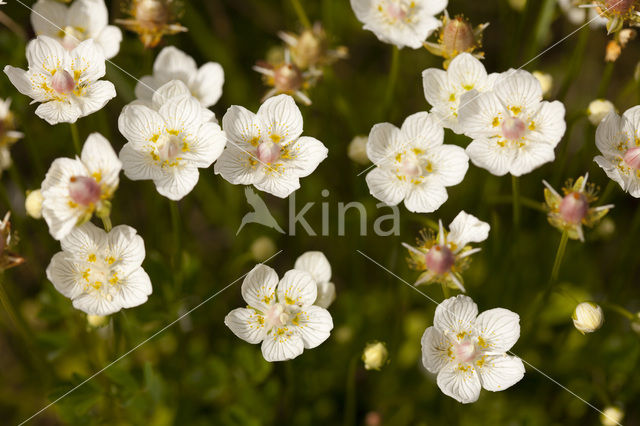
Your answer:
[1,0,640,424]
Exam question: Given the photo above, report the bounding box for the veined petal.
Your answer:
[434,295,478,335]
[277,269,317,307]
[31,0,67,37]
[448,53,489,92]
[285,136,328,178]
[154,165,200,201]
[294,251,331,283]
[4,66,39,99]
[365,167,408,206]
[213,145,258,185]
[35,100,81,125]
[315,282,336,309]
[257,94,303,144]
[528,101,566,146]
[151,80,192,108]
[475,307,520,352]
[428,144,469,186]
[436,365,482,404]
[71,39,106,81]
[422,68,451,109]
[466,138,517,176]
[134,76,161,102]
[158,94,203,134]
[118,104,165,146]
[494,69,542,111]
[60,222,108,259]
[261,328,304,362]
[292,305,333,349]
[594,155,627,192]
[80,132,122,189]
[152,46,198,83]
[404,180,448,213]
[254,171,301,198]
[114,267,152,309]
[421,0,448,15]
[119,143,163,181]
[68,0,108,38]
[27,36,70,74]
[458,91,503,139]
[95,26,122,59]
[183,121,226,168]
[366,122,402,164]
[421,326,452,374]
[225,307,267,344]
[75,80,116,117]
[595,112,631,157]
[478,354,525,392]
[241,264,280,312]
[622,105,640,140]
[72,293,121,316]
[191,62,224,108]
[448,211,490,248]
[510,142,555,176]
[401,111,445,150]
[46,252,84,299]
[222,105,262,149]
[107,225,145,274]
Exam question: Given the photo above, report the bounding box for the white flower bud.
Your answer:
[25,189,43,219]
[348,136,370,165]
[249,236,277,262]
[362,341,389,370]
[87,314,109,328]
[601,406,624,426]
[572,302,604,334]
[533,71,553,98]
[588,99,616,125]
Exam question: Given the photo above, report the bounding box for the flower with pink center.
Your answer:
[4,36,116,125]
[41,133,122,240]
[31,0,122,59]
[459,69,566,176]
[215,95,328,198]
[350,0,447,49]
[118,80,226,201]
[594,105,640,197]
[422,295,525,404]
[403,211,490,292]
[224,264,333,362]
[543,173,613,242]
[365,112,469,213]
[253,50,320,106]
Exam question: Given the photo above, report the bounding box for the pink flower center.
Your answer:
[157,134,182,163]
[453,339,476,363]
[623,146,640,170]
[69,176,101,206]
[501,117,526,140]
[265,303,289,329]
[256,141,281,164]
[386,2,408,20]
[425,244,455,275]
[559,192,589,224]
[274,64,303,92]
[51,70,75,94]
[400,157,421,178]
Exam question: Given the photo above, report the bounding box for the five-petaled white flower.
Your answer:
[135,46,224,108]
[214,94,328,198]
[46,222,152,316]
[422,295,525,404]
[4,36,116,125]
[350,0,447,49]
[118,80,226,201]
[459,69,566,176]
[423,53,498,134]
[224,264,334,362]
[41,132,121,240]
[403,211,489,292]
[294,251,336,309]
[31,0,123,59]
[365,111,469,213]
[594,106,640,197]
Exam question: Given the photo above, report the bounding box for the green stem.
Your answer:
[601,302,634,320]
[441,282,450,299]
[597,61,615,98]
[69,122,81,154]
[487,195,545,212]
[557,27,590,101]
[343,356,357,426]
[169,201,182,290]
[381,46,400,120]
[550,230,569,283]
[101,215,112,232]
[511,176,521,227]
[290,0,312,29]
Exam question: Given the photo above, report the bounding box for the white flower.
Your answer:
[135,46,224,108]
[214,94,328,198]
[294,251,336,309]
[31,0,123,59]
[459,69,566,176]
[118,80,226,201]
[594,106,640,197]
[421,295,525,404]
[588,99,616,125]
[423,53,498,134]
[558,0,607,28]
[224,264,334,362]
[403,211,489,292]
[4,36,116,125]
[350,0,447,49]
[41,133,121,240]
[572,302,604,334]
[365,111,469,213]
[46,222,152,316]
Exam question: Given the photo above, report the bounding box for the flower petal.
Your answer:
[261,328,304,362]
[46,252,84,299]
[35,101,81,125]
[213,145,257,185]
[183,121,226,168]
[285,136,328,178]
[475,308,521,353]
[448,53,489,92]
[80,132,122,189]
[241,264,280,312]
[448,211,490,248]
[436,365,482,404]
[71,39,107,81]
[421,326,452,374]
[118,104,164,146]
[68,0,108,38]
[293,305,333,349]
[257,94,303,144]
[294,251,331,283]
[404,180,448,213]
[465,138,517,176]
[115,267,152,309]
[192,62,224,107]
[152,46,198,83]
[366,122,402,165]
[107,225,145,275]
[75,80,116,117]
[365,167,408,206]
[434,295,478,335]
[401,111,444,150]
[478,354,525,392]
[511,142,555,176]
[222,105,262,149]
[158,94,203,134]
[224,307,267,344]
[277,269,317,307]
[494,69,542,111]
[60,222,107,258]
[154,165,200,201]
[95,26,122,60]
[119,143,163,181]
[528,101,566,146]
[428,144,469,186]
[31,0,67,37]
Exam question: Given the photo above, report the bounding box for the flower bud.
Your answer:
[362,341,389,370]
[87,314,109,328]
[587,99,616,125]
[533,71,553,98]
[273,63,304,92]
[605,40,621,62]
[572,302,604,334]
[347,136,369,165]
[25,189,43,219]
[601,406,624,426]
[442,17,475,57]
[250,236,277,262]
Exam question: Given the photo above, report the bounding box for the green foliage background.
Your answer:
[0,0,639,424]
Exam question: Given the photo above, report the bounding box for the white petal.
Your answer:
[447,53,489,92]
[224,308,267,344]
[257,94,303,144]
[151,80,192,108]
[422,68,451,109]
[465,138,517,176]
[448,211,490,248]
[95,26,122,59]
[115,268,152,309]
[594,155,627,193]
[70,39,106,81]
[222,105,262,149]
[293,305,333,349]
[154,166,200,201]
[404,180,448,213]
[4,66,38,99]
[191,62,224,107]
[436,366,482,404]
[365,167,408,206]
[184,121,226,168]
[46,252,83,299]
[478,354,525,392]
[261,328,304,362]
[315,282,336,309]
[494,70,542,111]
[80,132,122,189]
[434,295,478,335]
[158,95,203,134]
[118,104,164,146]
[458,91,503,139]
[510,142,555,176]
[254,171,300,198]
[31,0,67,37]
[366,122,402,164]
[285,136,328,178]
[68,0,108,38]
[401,111,444,150]
[107,225,145,275]
[27,36,69,74]
[421,0,448,15]
[528,101,566,146]
[35,101,81,125]
[213,146,257,185]
[61,222,107,258]
[595,112,631,157]
[119,143,163,181]
[72,293,120,316]
[241,264,279,312]
[475,307,521,353]
[134,76,160,102]
[152,46,197,83]
[277,269,317,307]
[421,326,452,374]
[76,80,116,117]
[428,144,469,186]
[294,251,331,283]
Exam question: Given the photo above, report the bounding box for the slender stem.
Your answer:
[101,215,112,232]
[380,46,400,120]
[511,176,521,227]
[601,302,634,320]
[486,195,545,212]
[597,61,615,98]
[0,274,23,336]
[344,356,357,426]
[69,122,81,154]
[169,202,182,289]
[550,230,569,283]
[441,282,450,300]
[290,0,311,29]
